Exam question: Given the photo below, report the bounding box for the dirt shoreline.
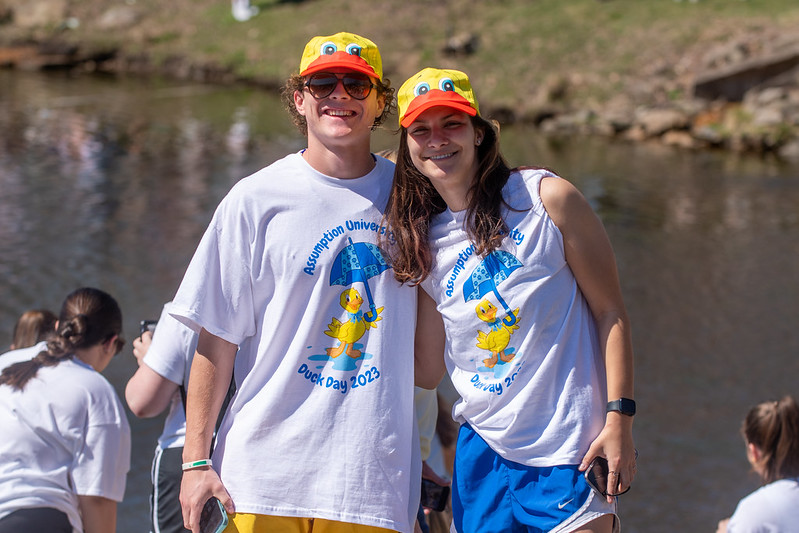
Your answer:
[3,0,799,160]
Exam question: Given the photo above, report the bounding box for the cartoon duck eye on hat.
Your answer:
[397,67,480,128]
[299,32,383,81]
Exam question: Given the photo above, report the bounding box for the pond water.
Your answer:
[1,69,798,533]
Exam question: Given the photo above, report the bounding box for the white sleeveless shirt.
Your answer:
[421,168,606,466]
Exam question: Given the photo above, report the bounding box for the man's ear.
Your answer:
[293,90,307,117]
[375,91,386,117]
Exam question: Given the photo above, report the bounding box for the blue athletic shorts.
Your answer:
[452,423,612,533]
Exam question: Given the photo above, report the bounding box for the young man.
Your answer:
[170,32,420,533]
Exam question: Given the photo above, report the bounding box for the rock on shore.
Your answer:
[513,33,799,160]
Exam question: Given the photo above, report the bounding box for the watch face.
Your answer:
[609,398,636,416]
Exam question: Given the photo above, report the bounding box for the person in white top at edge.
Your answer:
[0,287,131,533]
[717,395,799,533]
[126,302,199,533]
[382,67,637,533]
[170,32,420,533]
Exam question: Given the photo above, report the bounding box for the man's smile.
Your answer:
[325,109,355,117]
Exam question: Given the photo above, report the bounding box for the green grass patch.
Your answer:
[23,0,799,110]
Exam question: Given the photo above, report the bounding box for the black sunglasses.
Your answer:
[304,73,375,100]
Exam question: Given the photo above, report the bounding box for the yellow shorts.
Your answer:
[224,513,397,533]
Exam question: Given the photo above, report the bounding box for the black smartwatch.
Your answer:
[607,398,636,416]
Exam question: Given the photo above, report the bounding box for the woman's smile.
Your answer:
[427,151,457,161]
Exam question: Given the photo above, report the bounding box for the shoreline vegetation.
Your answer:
[3,0,799,160]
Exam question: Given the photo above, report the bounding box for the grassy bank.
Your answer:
[6,0,799,116]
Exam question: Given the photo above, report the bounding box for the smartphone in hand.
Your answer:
[420,478,450,512]
[199,497,228,533]
[140,320,158,337]
[584,456,609,497]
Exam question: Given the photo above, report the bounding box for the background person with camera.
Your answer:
[126,302,198,533]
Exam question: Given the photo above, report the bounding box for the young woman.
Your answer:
[0,287,131,533]
[717,396,799,533]
[383,68,636,532]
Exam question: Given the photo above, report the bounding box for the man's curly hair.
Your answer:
[280,74,396,136]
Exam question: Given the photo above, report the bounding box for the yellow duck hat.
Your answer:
[397,67,480,128]
[299,32,383,81]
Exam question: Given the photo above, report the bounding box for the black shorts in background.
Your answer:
[152,446,190,533]
[0,507,71,533]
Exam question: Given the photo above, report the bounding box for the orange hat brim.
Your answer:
[300,51,379,79]
[400,90,477,128]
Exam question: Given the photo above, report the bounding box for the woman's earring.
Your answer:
[475,136,483,146]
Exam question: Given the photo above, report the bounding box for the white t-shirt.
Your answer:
[420,168,606,467]
[0,343,131,532]
[728,478,799,533]
[415,387,438,461]
[171,152,419,532]
[142,302,198,449]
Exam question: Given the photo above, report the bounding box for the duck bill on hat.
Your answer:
[400,90,477,128]
[300,51,378,78]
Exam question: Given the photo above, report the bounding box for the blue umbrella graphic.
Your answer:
[462,250,522,326]
[330,238,390,322]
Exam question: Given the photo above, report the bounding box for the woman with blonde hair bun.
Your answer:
[8,308,57,351]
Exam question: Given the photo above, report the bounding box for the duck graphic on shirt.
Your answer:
[462,249,524,375]
[299,237,390,388]
[325,288,383,359]
[299,237,390,374]
[475,299,520,368]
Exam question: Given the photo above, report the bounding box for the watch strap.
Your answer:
[607,398,636,416]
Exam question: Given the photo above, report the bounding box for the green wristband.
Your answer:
[181,459,213,471]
